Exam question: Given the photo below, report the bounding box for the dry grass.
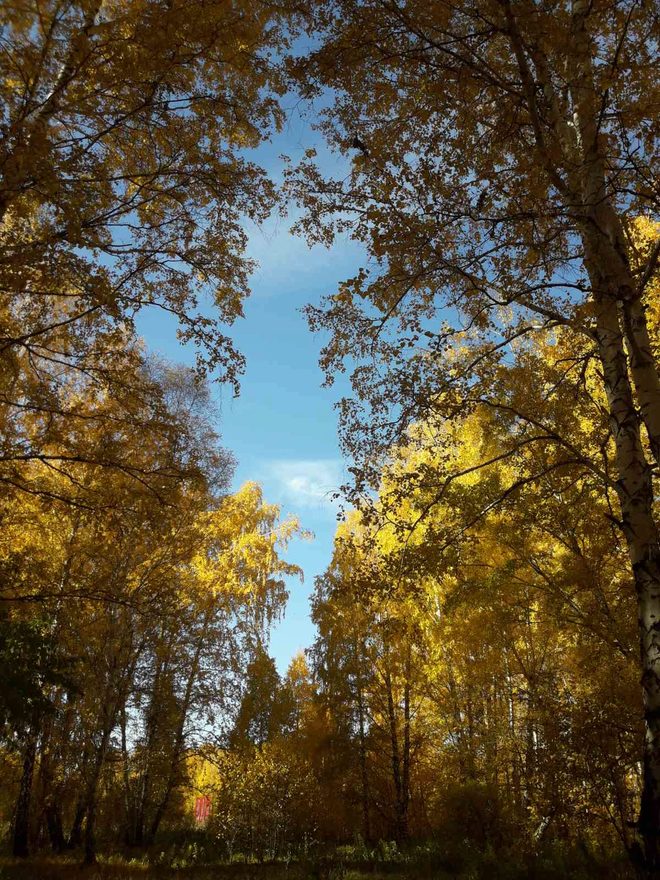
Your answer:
[0,859,310,880]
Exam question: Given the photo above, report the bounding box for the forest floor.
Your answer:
[0,852,638,880]
[0,860,400,880]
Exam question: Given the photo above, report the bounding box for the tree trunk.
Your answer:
[622,295,660,466]
[83,733,110,865]
[84,789,99,865]
[401,648,411,841]
[83,663,136,861]
[355,641,371,843]
[36,701,66,853]
[120,704,137,847]
[12,728,38,857]
[383,654,407,843]
[504,649,523,823]
[67,799,85,849]
[146,621,209,844]
[560,6,660,865]
[45,803,66,853]
[590,288,660,871]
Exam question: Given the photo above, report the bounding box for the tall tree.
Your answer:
[0,358,232,858]
[0,0,289,520]
[289,2,660,866]
[0,0,287,383]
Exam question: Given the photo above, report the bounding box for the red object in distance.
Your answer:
[194,795,211,825]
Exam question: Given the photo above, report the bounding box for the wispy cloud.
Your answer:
[245,213,365,298]
[265,459,344,510]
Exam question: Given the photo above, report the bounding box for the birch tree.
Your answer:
[289,1,660,867]
[0,0,287,384]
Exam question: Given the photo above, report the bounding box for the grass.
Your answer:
[0,841,638,880]
[0,860,381,880]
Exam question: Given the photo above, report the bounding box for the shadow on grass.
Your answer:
[0,859,352,880]
[0,849,638,880]
[0,859,424,880]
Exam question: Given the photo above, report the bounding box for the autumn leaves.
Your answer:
[289,0,660,867]
[1,0,659,871]
[0,0,295,862]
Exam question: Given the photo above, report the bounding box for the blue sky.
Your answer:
[138,102,364,673]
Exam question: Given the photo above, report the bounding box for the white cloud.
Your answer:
[245,215,364,297]
[266,459,344,509]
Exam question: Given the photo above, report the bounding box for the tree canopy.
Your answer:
[1,1,660,876]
